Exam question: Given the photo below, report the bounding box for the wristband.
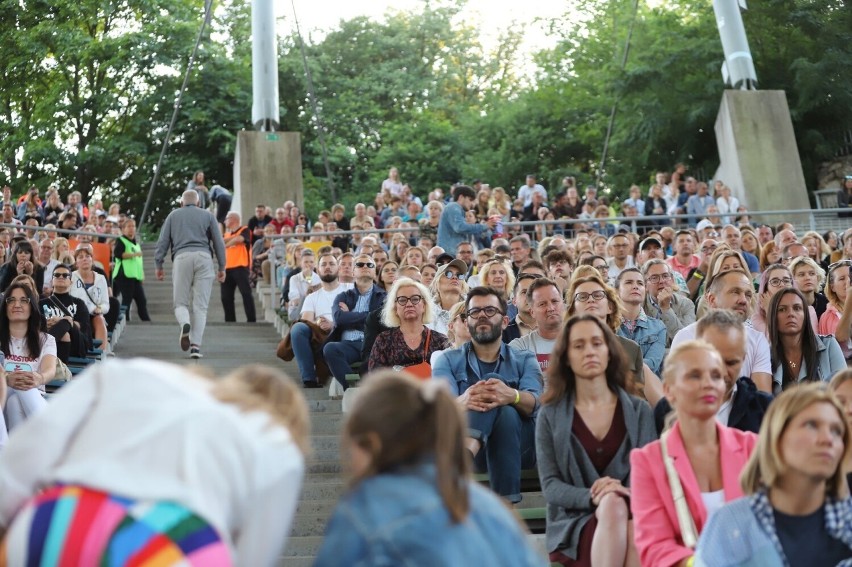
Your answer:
[692,271,704,280]
[512,389,520,405]
[686,557,695,567]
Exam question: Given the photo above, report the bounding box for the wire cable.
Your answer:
[138,0,215,234]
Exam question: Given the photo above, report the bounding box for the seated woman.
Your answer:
[631,341,758,567]
[1,281,57,435]
[38,263,92,363]
[0,360,308,565]
[70,245,111,354]
[696,383,852,566]
[565,271,662,404]
[0,241,44,294]
[829,369,852,488]
[767,288,846,392]
[536,314,655,567]
[751,263,817,335]
[315,371,543,566]
[368,277,450,375]
[818,260,852,362]
[790,255,829,320]
[430,260,469,335]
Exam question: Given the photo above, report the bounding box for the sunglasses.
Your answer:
[355,262,376,269]
[53,273,72,279]
[443,271,466,281]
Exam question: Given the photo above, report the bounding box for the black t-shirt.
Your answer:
[774,505,852,566]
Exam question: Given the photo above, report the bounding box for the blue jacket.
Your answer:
[432,342,543,415]
[436,202,489,253]
[696,491,852,567]
[617,309,666,375]
[315,461,547,567]
[327,284,387,344]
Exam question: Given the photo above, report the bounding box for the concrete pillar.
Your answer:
[233,131,303,220]
[713,90,810,213]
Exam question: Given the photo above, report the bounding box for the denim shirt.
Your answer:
[618,308,666,375]
[432,342,543,416]
[771,334,847,389]
[314,462,547,567]
[696,491,852,567]
[436,202,489,253]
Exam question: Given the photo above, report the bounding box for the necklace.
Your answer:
[788,360,798,369]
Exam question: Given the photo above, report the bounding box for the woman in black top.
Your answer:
[0,241,44,295]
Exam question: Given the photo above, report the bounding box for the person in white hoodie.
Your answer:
[0,358,308,567]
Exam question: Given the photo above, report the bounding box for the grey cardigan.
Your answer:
[535,387,657,557]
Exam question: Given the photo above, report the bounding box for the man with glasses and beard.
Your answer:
[322,254,386,390]
[433,286,542,503]
[289,254,353,388]
[39,264,92,364]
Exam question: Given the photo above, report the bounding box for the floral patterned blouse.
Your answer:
[368,327,451,372]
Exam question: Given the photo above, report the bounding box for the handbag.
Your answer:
[660,430,699,549]
[276,319,331,380]
[400,329,432,380]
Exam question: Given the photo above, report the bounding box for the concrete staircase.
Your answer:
[113,244,344,565]
[118,244,547,564]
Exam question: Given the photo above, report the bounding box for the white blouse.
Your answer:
[70,271,110,314]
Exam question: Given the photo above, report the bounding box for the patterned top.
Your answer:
[368,327,451,372]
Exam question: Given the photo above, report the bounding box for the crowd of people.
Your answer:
[264,165,852,565]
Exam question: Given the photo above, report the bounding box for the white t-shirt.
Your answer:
[509,331,556,372]
[4,333,57,374]
[300,282,353,321]
[671,322,771,376]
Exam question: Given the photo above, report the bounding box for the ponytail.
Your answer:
[426,381,470,523]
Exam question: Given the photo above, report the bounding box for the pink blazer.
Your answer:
[629,421,757,567]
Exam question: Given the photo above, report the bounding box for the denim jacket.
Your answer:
[696,491,852,567]
[771,334,847,390]
[618,308,666,375]
[314,462,547,567]
[432,342,543,416]
[436,202,489,253]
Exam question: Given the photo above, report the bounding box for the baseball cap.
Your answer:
[639,237,663,251]
[696,219,714,232]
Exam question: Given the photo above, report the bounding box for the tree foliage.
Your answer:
[0,0,849,229]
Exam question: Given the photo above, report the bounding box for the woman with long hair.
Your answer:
[492,187,511,218]
[696,383,852,566]
[378,260,398,292]
[0,361,309,565]
[631,341,758,567]
[315,372,542,566]
[537,314,654,567]
[802,230,832,272]
[430,261,469,335]
[740,227,762,260]
[41,190,64,226]
[751,263,817,336]
[829,369,852,487]
[0,240,44,294]
[819,260,852,362]
[759,241,782,272]
[1,281,57,433]
[767,288,845,392]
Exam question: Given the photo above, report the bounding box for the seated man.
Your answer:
[654,309,772,434]
[290,253,352,388]
[38,264,92,363]
[509,277,564,372]
[616,268,666,375]
[322,254,386,390]
[433,286,542,503]
[641,258,695,345]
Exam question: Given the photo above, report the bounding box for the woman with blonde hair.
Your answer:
[696,383,852,566]
[315,372,542,566]
[401,246,426,270]
[818,260,852,362]
[802,230,833,271]
[829,369,852,486]
[367,277,450,373]
[0,360,309,566]
[790,255,829,319]
[430,260,469,335]
[491,187,511,218]
[478,257,516,301]
[740,227,762,260]
[631,341,758,567]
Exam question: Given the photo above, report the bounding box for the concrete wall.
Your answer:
[713,90,810,212]
[233,131,303,221]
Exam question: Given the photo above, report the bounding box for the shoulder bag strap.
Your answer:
[422,329,431,363]
[660,430,699,549]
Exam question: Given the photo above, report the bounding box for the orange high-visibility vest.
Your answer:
[224,226,250,269]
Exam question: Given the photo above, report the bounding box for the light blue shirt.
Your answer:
[341,287,373,342]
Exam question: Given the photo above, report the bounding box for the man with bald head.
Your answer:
[155,189,226,358]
